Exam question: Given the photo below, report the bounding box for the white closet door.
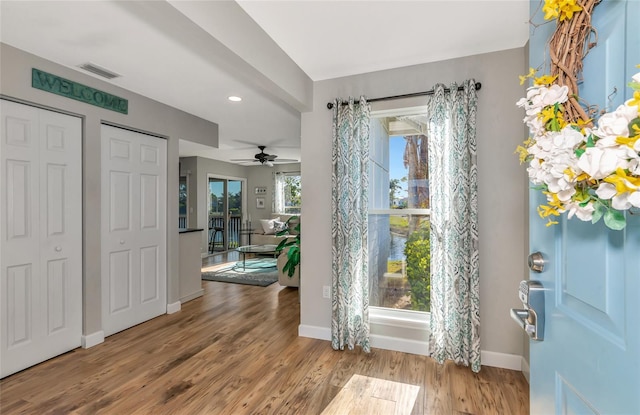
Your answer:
[0,100,82,378]
[101,125,166,336]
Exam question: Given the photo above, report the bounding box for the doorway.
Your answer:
[208,175,246,253]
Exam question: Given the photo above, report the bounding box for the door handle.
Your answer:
[511,280,545,341]
[54,246,62,252]
[510,308,543,341]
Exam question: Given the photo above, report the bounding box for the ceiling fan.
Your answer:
[231,146,297,166]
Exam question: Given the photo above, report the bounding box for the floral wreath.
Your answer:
[516,0,640,230]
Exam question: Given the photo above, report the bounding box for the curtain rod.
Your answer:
[326,82,481,110]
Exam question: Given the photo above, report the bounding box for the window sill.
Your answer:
[369,307,429,331]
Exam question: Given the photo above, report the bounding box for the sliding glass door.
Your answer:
[208,176,245,252]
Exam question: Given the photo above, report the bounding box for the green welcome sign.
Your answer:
[32,68,128,114]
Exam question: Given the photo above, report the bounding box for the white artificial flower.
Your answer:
[592,104,638,144]
[557,188,576,202]
[612,193,632,210]
[541,84,570,106]
[525,127,585,193]
[566,201,595,221]
[628,159,640,176]
[629,191,640,208]
[632,72,640,84]
[577,147,619,180]
[596,182,617,200]
[516,85,569,119]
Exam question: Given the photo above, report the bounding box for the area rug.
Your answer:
[201,258,278,286]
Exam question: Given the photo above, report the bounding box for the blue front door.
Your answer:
[528,1,640,413]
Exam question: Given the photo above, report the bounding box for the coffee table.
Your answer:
[236,244,278,270]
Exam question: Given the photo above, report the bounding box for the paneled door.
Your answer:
[101,125,166,336]
[528,1,640,413]
[0,100,82,378]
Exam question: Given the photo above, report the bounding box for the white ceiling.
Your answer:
[237,0,530,81]
[0,0,530,165]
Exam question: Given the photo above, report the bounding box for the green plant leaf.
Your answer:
[628,117,640,133]
[575,148,585,158]
[586,134,595,148]
[604,209,626,230]
[591,203,604,224]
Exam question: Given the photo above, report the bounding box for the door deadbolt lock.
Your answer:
[528,252,545,273]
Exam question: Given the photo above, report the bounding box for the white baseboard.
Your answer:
[521,356,530,383]
[180,289,204,304]
[166,301,181,314]
[371,334,428,356]
[299,324,330,340]
[299,324,524,371]
[82,331,104,349]
[480,350,523,371]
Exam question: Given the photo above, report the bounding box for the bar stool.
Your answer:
[208,226,224,253]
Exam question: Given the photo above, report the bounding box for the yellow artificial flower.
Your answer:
[519,67,537,85]
[545,192,564,210]
[575,172,590,182]
[536,205,551,218]
[558,0,582,21]
[573,117,593,133]
[515,145,529,164]
[616,133,640,149]
[628,90,640,109]
[604,168,640,195]
[534,74,558,86]
[543,0,582,21]
[539,106,566,131]
[564,167,575,180]
[545,219,559,227]
[542,0,560,20]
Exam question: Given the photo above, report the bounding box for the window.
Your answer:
[274,172,301,214]
[179,176,187,228]
[368,110,431,313]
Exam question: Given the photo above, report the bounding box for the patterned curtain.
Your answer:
[273,172,286,214]
[331,96,371,352]
[427,80,480,372]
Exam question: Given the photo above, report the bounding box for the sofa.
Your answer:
[252,214,300,287]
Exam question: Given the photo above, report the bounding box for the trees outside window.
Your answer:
[369,116,431,313]
[275,172,301,214]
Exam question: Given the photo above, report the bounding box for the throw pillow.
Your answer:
[260,217,280,235]
[273,220,288,233]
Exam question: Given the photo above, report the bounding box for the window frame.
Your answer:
[367,103,433,341]
[275,171,302,214]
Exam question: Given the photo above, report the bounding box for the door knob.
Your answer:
[55,246,62,252]
[528,252,545,273]
[120,240,125,245]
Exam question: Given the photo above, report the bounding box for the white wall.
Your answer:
[300,47,528,359]
[245,162,301,224]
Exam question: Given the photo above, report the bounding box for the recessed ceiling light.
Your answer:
[228,96,242,102]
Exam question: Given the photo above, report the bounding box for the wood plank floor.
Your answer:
[0,265,529,414]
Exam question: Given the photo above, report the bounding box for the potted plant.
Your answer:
[275,217,300,278]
